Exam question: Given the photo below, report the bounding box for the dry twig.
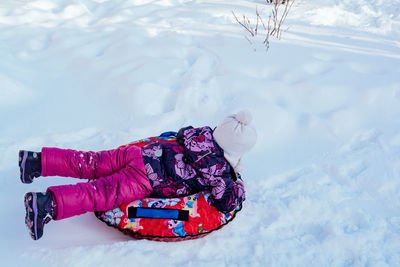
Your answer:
[232,0,295,51]
[232,11,255,37]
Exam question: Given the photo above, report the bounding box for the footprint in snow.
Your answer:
[342,129,381,152]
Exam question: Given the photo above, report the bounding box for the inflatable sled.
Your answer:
[95,191,242,241]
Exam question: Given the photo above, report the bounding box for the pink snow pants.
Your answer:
[42,146,153,220]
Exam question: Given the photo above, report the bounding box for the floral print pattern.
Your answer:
[141,126,245,213]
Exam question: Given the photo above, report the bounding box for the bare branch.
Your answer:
[232,0,295,52]
[232,11,255,37]
[256,8,267,30]
[255,6,259,35]
[245,35,253,45]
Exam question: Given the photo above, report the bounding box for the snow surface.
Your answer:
[1,0,400,266]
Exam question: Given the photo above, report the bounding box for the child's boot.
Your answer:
[24,192,54,240]
[19,150,42,184]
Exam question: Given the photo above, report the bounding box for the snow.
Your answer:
[1,0,400,266]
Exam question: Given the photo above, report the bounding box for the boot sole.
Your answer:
[24,192,39,240]
[19,151,33,184]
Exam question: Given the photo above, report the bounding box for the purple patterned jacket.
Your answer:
[141,126,245,213]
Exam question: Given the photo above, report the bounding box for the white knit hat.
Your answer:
[213,110,257,172]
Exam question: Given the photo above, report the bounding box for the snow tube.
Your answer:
[94,132,242,241]
[95,192,242,241]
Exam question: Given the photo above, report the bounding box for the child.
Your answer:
[20,110,257,240]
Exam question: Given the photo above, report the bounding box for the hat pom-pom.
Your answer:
[235,110,253,125]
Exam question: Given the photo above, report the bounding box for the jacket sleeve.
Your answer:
[208,174,246,213]
[177,126,245,212]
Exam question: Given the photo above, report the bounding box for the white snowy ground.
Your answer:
[1,0,400,266]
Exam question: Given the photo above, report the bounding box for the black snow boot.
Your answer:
[24,192,54,240]
[19,150,42,184]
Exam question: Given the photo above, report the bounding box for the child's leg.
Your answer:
[46,146,152,220]
[41,145,139,180]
